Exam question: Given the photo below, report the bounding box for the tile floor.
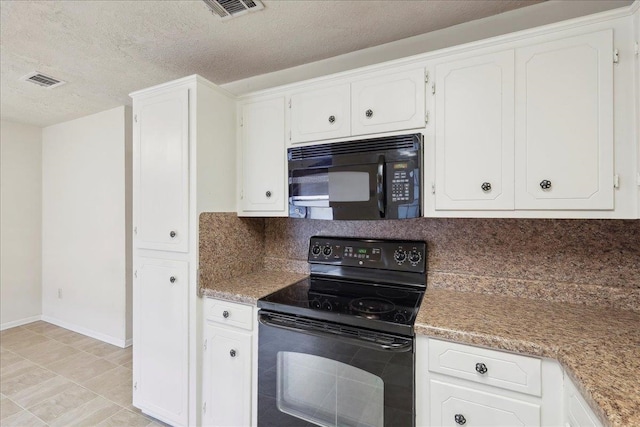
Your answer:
[0,321,165,426]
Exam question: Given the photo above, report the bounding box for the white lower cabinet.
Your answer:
[202,298,256,427]
[429,380,540,426]
[133,257,189,426]
[417,337,564,427]
[564,376,603,427]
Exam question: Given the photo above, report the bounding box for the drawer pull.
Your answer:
[475,362,488,374]
[230,349,237,357]
[222,310,230,318]
[454,414,466,425]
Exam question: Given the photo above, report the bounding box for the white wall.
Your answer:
[0,120,43,329]
[42,106,132,346]
[222,0,632,95]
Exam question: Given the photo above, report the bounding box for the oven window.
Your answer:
[276,352,384,427]
[328,171,370,202]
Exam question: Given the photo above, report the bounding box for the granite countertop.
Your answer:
[200,270,307,304]
[201,271,640,427]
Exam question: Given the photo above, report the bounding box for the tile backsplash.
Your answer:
[200,214,639,310]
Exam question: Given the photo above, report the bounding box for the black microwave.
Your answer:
[288,133,422,220]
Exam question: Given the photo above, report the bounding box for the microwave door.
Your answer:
[289,163,383,220]
[327,163,382,220]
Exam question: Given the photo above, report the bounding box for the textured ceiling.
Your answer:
[0,0,587,127]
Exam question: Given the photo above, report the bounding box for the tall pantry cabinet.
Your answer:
[130,75,236,426]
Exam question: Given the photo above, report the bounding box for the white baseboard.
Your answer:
[0,315,42,331]
[41,315,129,348]
[124,338,133,348]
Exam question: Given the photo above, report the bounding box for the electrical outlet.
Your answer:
[58,288,62,299]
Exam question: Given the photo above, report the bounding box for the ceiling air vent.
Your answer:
[20,72,66,89]
[202,0,264,20]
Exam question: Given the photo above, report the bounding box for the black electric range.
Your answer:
[257,237,427,427]
[258,236,427,336]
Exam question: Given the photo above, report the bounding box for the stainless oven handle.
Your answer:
[376,155,386,218]
[258,312,412,352]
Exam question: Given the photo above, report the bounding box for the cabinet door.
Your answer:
[515,30,614,210]
[435,51,515,210]
[290,84,351,143]
[202,324,252,427]
[240,98,286,213]
[351,69,426,136]
[134,89,189,252]
[565,377,603,427]
[430,380,540,427]
[133,257,188,426]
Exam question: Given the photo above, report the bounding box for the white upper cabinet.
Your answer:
[435,50,515,210]
[239,97,287,214]
[515,30,614,210]
[352,68,426,136]
[290,84,351,143]
[134,89,189,252]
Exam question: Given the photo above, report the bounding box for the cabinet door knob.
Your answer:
[265,190,272,198]
[540,179,552,190]
[454,414,466,425]
[475,362,488,374]
[169,276,176,284]
[481,182,491,192]
[229,349,237,358]
[222,310,230,318]
[365,109,373,118]
[169,230,177,238]
[328,115,336,124]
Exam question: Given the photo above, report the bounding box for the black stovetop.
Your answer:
[258,276,424,336]
[258,236,427,337]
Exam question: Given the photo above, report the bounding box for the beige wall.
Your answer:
[0,120,43,329]
[41,106,132,346]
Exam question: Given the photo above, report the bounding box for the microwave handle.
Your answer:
[376,155,386,218]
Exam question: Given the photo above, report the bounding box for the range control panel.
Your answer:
[308,236,427,273]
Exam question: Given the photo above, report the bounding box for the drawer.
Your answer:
[205,298,254,331]
[428,339,541,396]
[430,379,540,427]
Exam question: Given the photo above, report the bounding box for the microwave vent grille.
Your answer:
[288,134,420,161]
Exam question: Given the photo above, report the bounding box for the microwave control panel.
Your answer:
[390,162,413,203]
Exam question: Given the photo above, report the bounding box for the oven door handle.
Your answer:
[376,155,386,218]
[258,312,412,353]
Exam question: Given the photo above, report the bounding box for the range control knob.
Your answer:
[311,245,321,256]
[394,250,407,263]
[321,301,333,311]
[310,299,321,309]
[322,245,333,256]
[408,250,422,264]
[394,312,408,323]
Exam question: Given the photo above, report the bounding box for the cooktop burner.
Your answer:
[350,297,396,315]
[258,236,427,336]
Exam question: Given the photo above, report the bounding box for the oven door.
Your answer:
[258,311,415,427]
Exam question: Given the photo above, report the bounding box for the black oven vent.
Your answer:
[288,133,421,161]
[261,312,406,346]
